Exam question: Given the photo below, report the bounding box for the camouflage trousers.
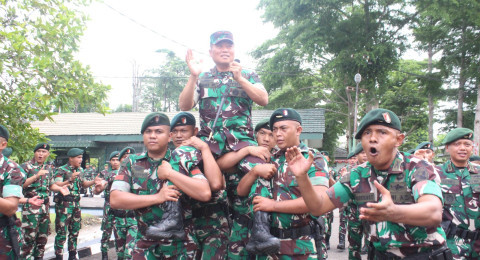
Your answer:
[338,207,347,238]
[101,203,117,253]
[191,208,229,259]
[21,203,50,259]
[132,230,195,260]
[54,201,81,255]
[0,217,22,260]
[114,214,137,260]
[325,211,333,241]
[346,205,365,260]
[447,235,480,260]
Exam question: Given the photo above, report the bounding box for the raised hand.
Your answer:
[182,136,208,151]
[229,61,242,81]
[285,147,313,178]
[359,180,396,222]
[186,49,203,77]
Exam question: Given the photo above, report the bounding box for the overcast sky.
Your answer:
[77,0,277,109]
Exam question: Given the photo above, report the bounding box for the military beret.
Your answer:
[34,143,50,152]
[2,147,13,158]
[414,141,433,151]
[119,146,136,160]
[67,148,83,157]
[170,112,196,129]
[470,155,480,162]
[0,124,9,141]
[320,151,329,156]
[406,149,416,154]
[269,108,302,130]
[141,112,170,134]
[442,128,473,145]
[355,108,401,139]
[108,151,120,161]
[254,118,270,132]
[210,31,234,45]
[347,142,364,159]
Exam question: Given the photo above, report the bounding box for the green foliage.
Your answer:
[113,104,133,112]
[0,0,110,162]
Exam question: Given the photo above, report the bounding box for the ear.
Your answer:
[0,141,7,150]
[445,144,450,154]
[193,127,199,136]
[395,132,405,147]
[296,124,303,137]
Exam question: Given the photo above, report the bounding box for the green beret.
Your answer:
[442,128,473,145]
[34,143,50,152]
[119,146,136,160]
[0,125,9,141]
[320,151,329,156]
[414,141,433,151]
[269,108,302,130]
[108,151,120,161]
[347,143,364,159]
[406,149,416,154]
[141,112,170,134]
[355,108,401,139]
[2,147,13,158]
[170,112,195,129]
[67,148,84,157]
[210,31,234,45]
[254,118,270,132]
[470,155,480,162]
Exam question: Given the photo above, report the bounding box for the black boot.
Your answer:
[145,200,185,240]
[337,233,345,250]
[102,251,108,260]
[246,211,280,255]
[68,251,77,260]
[325,234,330,250]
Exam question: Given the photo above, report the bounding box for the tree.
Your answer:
[0,0,110,162]
[113,104,133,112]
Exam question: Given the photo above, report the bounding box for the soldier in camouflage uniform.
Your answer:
[248,109,330,259]
[0,124,26,259]
[94,151,121,260]
[413,142,435,164]
[113,147,138,260]
[294,108,452,259]
[83,163,95,197]
[53,148,95,260]
[436,128,480,259]
[20,143,69,260]
[470,155,480,165]
[110,112,211,259]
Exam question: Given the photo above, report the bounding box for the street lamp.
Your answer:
[353,73,362,140]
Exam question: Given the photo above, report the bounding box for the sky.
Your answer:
[77,0,277,110]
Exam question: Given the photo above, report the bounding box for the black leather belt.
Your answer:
[270,222,315,239]
[111,209,135,218]
[62,195,80,202]
[368,243,452,260]
[192,203,227,218]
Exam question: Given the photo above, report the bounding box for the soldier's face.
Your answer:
[361,125,404,170]
[34,149,50,163]
[170,125,197,148]
[209,41,234,66]
[357,151,368,164]
[272,121,301,150]
[69,155,83,168]
[110,157,120,170]
[0,138,7,151]
[256,128,275,150]
[143,125,170,153]
[446,139,473,166]
[415,149,435,163]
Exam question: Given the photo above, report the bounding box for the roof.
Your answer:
[31,109,325,136]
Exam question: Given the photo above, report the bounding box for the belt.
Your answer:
[369,244,452,260]
[232,212,250,227]
[111,209,135,218]
[455,227,480,241]
[62,195,80,202]
[270,222,315,239]
[192,203,227,218]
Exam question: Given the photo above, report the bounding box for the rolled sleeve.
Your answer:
[412,180,443,203]
[3,184,23,198]
[310,176,329,187]
[111,180,131,193]
[326,182,352,208]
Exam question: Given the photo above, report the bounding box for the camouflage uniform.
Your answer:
[53,163,84,256]
[327,152,446,258]
[20,159,55,259]
[114,211,137,260]
[83,167,95,196]
[251,143,330,259]
[98,168,119,254]
[0,154,26,259]
[111,148,206,260]
[437,160,480,259]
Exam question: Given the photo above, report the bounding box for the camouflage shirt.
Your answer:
[83,168,96,180]
[267,143,330,255]
[21,159,55,200]
[53,163,84,198]
[98,168,118,201]
[193,67,265,156]
[0,154,26,217]
[327,152,445,257]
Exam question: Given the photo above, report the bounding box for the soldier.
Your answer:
[110,112,211,259]
[83,163,95,197]
[20,143,69,260]
[413,141,435,163]
[437,128,480,259]
[248,108,330,259]
[0,124,26,259]
[293,108,452,259]
[113,147,138,260]
[94,151,121,260]
[470,155,480,165]
[53,148,95,260]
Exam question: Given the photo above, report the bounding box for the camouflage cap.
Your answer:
[269,108,302,130]
[470,155,480,162]
[108,151,120,161]
[141,112,170,134]
[442,127,473,145]
[2,147,12,158]
[254,118,270,132]
[34,143,50,152]
[67,148,84,157]
[210,31,234,45]
[170,112,195,129]
[119,146,136,160]
[347,142,364,159]
[355,108,401,139]
[0,124,9,141]
[415,141,433,151]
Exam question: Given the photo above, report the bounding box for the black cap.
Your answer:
[34,143,50,152]
[269,108,302,130]
[119,147,136,160]
[108,151,120,161]
[170,112,196,129]
[141,112,170,134]
[67,148,84,157]
[355,108,401,139]
[0,125,9,141]
[414,142,433,151]
[254,118,270,132]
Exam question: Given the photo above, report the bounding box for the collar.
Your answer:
[365,151,405,177]
[446,160,479,174]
